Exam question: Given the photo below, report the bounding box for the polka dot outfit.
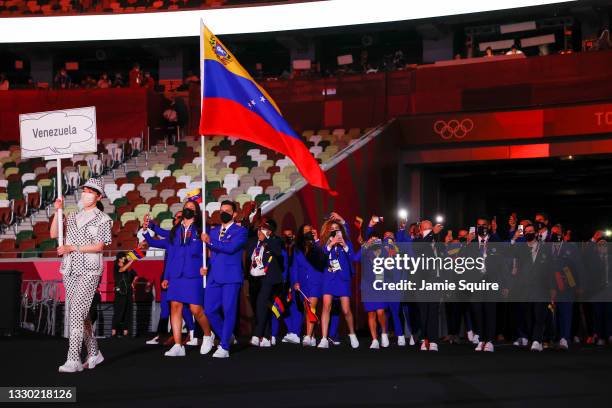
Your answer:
[61,207,112,362]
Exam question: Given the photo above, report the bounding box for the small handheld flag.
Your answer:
[127,247,145,261]
[270,296,286,319]
[297,288,319,324]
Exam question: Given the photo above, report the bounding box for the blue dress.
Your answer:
[322,242,354,297]
[144,223,204,306]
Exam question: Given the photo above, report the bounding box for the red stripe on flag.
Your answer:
[200,97,336,195]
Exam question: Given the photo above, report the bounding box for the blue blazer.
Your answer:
[144,223,203,280]
[323,241,355,282]
[290,248,324,286]
[207,222,248,285]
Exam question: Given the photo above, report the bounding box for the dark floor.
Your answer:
[2,331,612,408]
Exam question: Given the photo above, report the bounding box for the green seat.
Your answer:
[18,162,33,174]
[167,163,180,173]
[254,193,270,206]
[109,212,118,221]
[8,189,23,200]
[146,176,160,186]
[126,171,140,180]
[39,239,58,252]
[156,210,173,223]
[113,197,128,207]
[206,181,221,191]
[16,230,34,244]
[175,142,187,149]
[24,180,37,188]
[3,161,16,169]
[21,248,40,258]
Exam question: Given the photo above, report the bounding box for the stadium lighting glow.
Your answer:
[0,0,573,43]
[398,209,408,220]
[435,215,444,224]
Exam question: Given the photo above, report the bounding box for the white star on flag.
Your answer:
[260,96,266,103]
[250,99,256,106]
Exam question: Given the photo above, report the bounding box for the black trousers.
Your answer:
[418,302,439,342]
[470,302,496,342]
[112,292,133,333]
[248,276,281,338]
[517,302,547,342]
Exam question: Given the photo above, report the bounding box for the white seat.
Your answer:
[157,170,171,181]
[141,170,155,181]
[223,173,239,190]
[247,149,261,158]
[104,183,118,197]
[309,135,322,145]
[177,188,189,202]
[205,201,221,215]
[276,158,293,170]
[23,185,39,195]
[188,181,202,191]
[222,155,236,167]
[177,175,192,186]
[0,199,11,208]
[246,186,263,199]
[0,180,8,188]
[119,183,135,196]
[309,146,323,157]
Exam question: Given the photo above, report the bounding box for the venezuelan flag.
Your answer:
[186,188,203,204]
[199,23,336,195]
[127,247,145,261]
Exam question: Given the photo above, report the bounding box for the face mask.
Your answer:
[182,208,195,220]
[80,192,96,208]
[220,211,233,224]
[534,221,545,231]
[525,232,536,242]
[551,233,562,242]
[477,225,488,237]
[459,237,467,243]
[304,232,315,241]
[284,236,294,245]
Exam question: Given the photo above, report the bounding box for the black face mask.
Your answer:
[304,231,315,241]
[182,208,195,220]
[551,233,563,242]
[220,211,233,224]
[284,236,294,245]
[459,237,467,243]
[525,232,536,242]
[534,221,545,231]
[477,225,488,237]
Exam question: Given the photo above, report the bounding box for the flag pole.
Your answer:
[200,19,207,289]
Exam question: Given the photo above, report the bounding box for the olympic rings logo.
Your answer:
[433,119,474,139]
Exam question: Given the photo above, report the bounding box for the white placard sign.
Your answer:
[19,106,97,159]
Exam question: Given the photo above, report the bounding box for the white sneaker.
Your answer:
[513,337,528,347]
[349,333,359,349]
[164,343,186,357]
[596,338,605,346]
[250,336,260,347]
[475,341,484,351]
[397,335,406,347]
[58,360,83,373]
[317,338,329,349]
[531,341,543,352]
[260,338,272,347]
[271,336,276,346]
[200,334,214,355]
[420,341,428,351]
[484,342,494,352]
[559,338,569,350]
[429,342,438,352]
[467,330,474,342]
[329,337,341,346]
[380,333,390,348]
[186,331,199,346]
[283,333,300,344]
[146,335,160,345]
[83,351,104,369]
[302,335,312,347]
[472,334,480,345]
[231,335,238,345]
[212,346,230,358]
[370,339,380,349]
[409,335,416,346]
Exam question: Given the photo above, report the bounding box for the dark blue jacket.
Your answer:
[144,223,203,279]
